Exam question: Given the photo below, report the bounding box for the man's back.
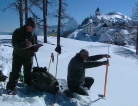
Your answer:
[67,53,85,86]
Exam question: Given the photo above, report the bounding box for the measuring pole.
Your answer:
[99,45,110,98]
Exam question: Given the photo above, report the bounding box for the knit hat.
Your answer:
[26,17,36,28]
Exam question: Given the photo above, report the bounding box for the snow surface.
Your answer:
[0,35,138,106]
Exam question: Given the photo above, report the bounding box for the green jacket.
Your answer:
[12,25,38,57]
[67,53,104,86]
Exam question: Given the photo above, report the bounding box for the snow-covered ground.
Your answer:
[0,35,138,106]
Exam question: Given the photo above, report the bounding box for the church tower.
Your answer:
[95,7,101,16]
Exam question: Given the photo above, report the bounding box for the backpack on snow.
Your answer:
[31,67,59,94]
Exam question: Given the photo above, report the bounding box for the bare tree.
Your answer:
[18,0,24,27]
[24,0,28,22]
[1,0,43,27]
[43,0,48,43]
[29,0,49,43]
[57,0,62,45]
[0,0,24,27]
[28,0,43,26]
[1,0,68,44]
[56,0,68,45]
[1,0,24,26]
[131,1,138,22]
[131,1,138,54]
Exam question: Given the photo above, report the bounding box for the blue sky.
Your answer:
[0,0,138,32]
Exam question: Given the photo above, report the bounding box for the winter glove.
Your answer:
[102,60,109,65]
[27,47,39,52]
[55,45,61,54]
[103,54,111,58]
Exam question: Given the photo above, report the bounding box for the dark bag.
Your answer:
[31,67,59,94]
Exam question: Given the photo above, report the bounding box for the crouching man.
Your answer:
[67,49,110,96]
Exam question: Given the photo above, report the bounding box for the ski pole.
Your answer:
[55,53,59,78]
[48,60,51,71]
[51,53,54,62]
[48,53,54,72]
[47,54,52,72]
[35,53,39,67]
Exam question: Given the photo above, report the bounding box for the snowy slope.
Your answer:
[0,35,138,106]
[97,12,132,25]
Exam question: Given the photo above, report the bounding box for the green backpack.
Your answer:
[31,67,59,94]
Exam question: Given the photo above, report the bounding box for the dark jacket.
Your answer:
[67,53,104,87]
[12,25,37,57]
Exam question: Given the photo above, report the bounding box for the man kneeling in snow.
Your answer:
[67,49,110,96]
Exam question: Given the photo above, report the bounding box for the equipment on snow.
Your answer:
[103,59,109,97]
[31,67,59,94]
[30,53,59,94]
[48,53,54,72]
[55,54,59,78]
[50,3,62,104]
[51,53,54,62]
[99,45,110,98]
[35,53,39,67]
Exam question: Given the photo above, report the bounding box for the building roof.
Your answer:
[81,22,94,28]
[99,33,114,42]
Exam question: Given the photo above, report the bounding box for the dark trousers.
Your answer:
[68,77,94,96]
[6,54,33,90]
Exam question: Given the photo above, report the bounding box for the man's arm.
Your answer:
[87,54,110,61]
[83,60,109,69]
[12,29,26,49]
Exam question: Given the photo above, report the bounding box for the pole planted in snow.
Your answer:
[55,0,62,78]
[103,58,109,97]
[99,44,110,98]
[47,53,54,72]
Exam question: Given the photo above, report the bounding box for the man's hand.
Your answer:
[23,44,42,52]
[102,60,109,65]
[25,39,32,47]
[26,46,39,52]
[31,48,39,52]
[103,54,111,58]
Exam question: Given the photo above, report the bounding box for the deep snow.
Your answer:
[0,35,138,106]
